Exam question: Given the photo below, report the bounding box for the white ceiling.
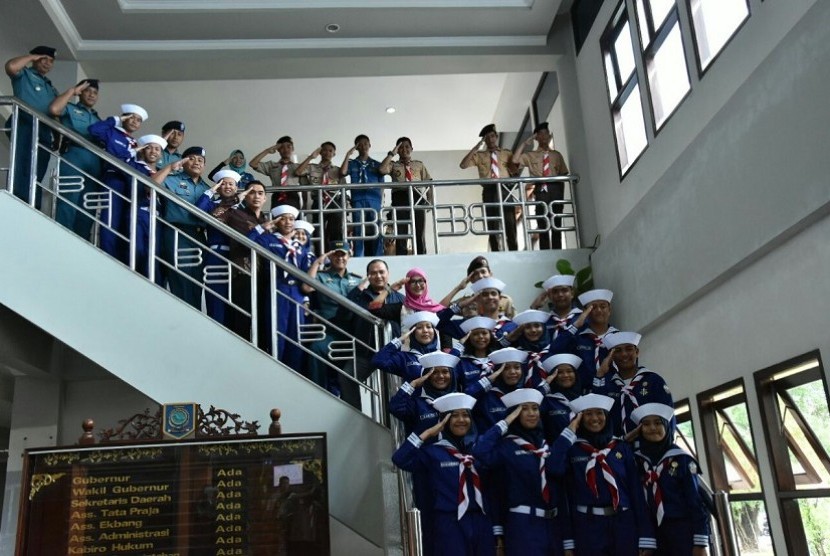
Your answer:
[2,0,572,156]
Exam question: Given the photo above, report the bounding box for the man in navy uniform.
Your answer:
[160,120,186,167]
[4,46,59,207]
[48,79,102,239]
[304,240,363,396]
[152,146,211,309]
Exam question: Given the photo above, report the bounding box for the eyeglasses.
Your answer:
[408,279,426,285]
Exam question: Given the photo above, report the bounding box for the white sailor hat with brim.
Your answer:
[501,388,543,408]
[630,403,675,425]
[418,351,460,370]
[402,311,440,330]
[578,289,613,306]
[603,331,642,349]
[120,103,148,122]
[432,393,476,414]
[460,316,497,333]
[543,274,575,290]
[470,277,506,293]
[293,220,315,234]
[569,393,615,413]
[489,347,529,365]
[137,134,167,150]
[270,205,299,219]
[213,169,241,183]
[512,309,550,326]
[541,353,583,374]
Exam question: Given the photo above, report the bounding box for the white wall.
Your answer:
[565,3,830,554]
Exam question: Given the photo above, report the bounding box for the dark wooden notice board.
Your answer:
[17,434,329,555]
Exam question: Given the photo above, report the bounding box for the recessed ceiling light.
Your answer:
[385,107,396,114]
[325,23,340,33]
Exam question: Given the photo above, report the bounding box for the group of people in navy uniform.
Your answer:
[381,273,710,555]
[6,46,572,269]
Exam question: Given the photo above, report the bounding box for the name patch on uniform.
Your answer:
[441,461,458,468]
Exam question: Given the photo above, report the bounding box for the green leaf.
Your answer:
[555,259,574,275]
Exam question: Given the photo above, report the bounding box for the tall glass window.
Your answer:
[698,380,775,555]
[601,2,648,175]
[688,0,750,72]
[635,0,691,129]
[755,353,830,555]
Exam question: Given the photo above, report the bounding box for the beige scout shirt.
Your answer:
[382,159,433,204]
[256,160,302,187]
[518,149,569,177]
[464,148,514,180]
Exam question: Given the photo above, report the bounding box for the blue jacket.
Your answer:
[592,366,674,436]
[551,428,656,551]
[633,447,711,547]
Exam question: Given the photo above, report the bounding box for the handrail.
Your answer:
[0,96,384,326]
[1,96,388,418]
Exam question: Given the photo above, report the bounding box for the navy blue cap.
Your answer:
[182,146,206,158]
[328,240,352,254]
[30,46,56,58]
[162,120,185,133]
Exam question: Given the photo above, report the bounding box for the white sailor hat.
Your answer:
[470,277,506,293]
[418,351,460,370]
[569,393,615,413]
[293,220,315,234]
[630,403,675,425]
[501,388,543,408]
[137,134,167,150]
[120,103,148,122]
[541,353,583,374]
[213,169,241,183]
[432,393,476,414]
[512,309,550,326]
[603,331,642,349]
[270,205,299,219]
[489,347,528,365]
[460,316,497,333]
[402,311,440,330]
[578,289,613,306]
[543,274,575,290]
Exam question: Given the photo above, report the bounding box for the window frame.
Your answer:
[685,0,751,78]
[633,0,692,135]
[754,350,830,556]
[674,397,698,457]
[600,1,648,178]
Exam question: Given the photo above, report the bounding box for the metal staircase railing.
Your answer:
[1,96,391,423]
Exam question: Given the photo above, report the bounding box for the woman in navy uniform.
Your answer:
[247,205,310,371]
[592,332,673,436]
[373,311,441,383]
[389,351,460,556]
[393,393,494,556]
[629,403,710,556]
[551,393,655,555]
[537,353,583,443]
[196,169,241,326]
[456,316,499,391]
[88,103,148,263]
[131,134,166,284]
[474,388,573,556]
[465,347,529,434]
[501,309,552,386]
